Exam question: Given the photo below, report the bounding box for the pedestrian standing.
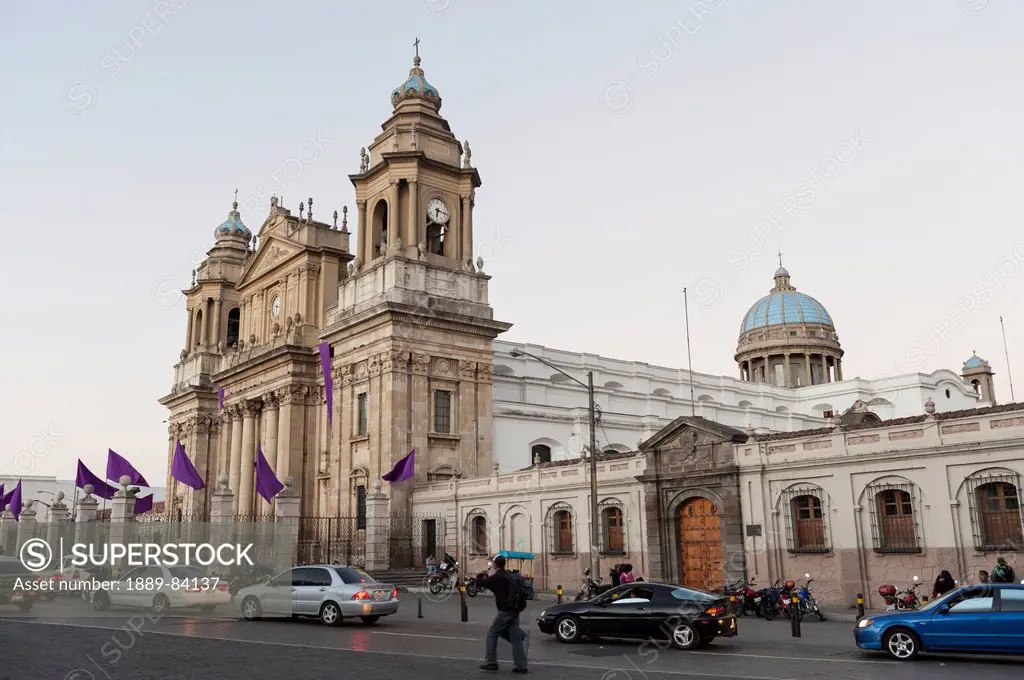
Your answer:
[978,570,990,584]
[990,557,1016,583]
[619,564,635,584]
[932,570,955,598]
[476,554,529,674]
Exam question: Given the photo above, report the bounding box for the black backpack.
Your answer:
[507,573,528,613]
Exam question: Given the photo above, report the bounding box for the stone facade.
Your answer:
[738,402,1024,608]
[411,452,648,590]
[636,417,748,591]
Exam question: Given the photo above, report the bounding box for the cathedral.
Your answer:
[161,48,508,519]
[161,49,1023,604]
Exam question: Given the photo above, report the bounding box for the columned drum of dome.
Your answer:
[734,266,844,388]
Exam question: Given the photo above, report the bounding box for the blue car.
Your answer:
[854,583,1024,660]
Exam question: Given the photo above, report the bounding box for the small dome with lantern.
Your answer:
[391,45,442,111]
[214,200,251,242]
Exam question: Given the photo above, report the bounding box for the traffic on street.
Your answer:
[2,581,1022,680]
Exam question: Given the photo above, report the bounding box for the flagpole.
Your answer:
[1001,316,1016,402]
[683,287,696,416]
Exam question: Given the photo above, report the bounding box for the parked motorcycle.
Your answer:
[713,579,762,616]
[878,575,922,611]
[574,568,613,601]
[465,570,489,597]
[790,573,825,621]
[757,578,785,620]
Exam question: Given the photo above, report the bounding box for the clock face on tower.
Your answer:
[426,198,449,224]
[271,296,280,318]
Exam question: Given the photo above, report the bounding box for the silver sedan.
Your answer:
[236,564,399,626]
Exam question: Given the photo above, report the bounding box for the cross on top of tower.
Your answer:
[414,37,420,59]
[777,249,783,267]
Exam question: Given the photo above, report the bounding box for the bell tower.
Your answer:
[320,43,511,520]
[351,41,480,268]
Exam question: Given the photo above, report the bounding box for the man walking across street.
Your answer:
[476,554,529,674]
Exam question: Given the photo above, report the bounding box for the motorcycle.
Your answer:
[712,579,761,616]
[879,575,922,611]
[574,568,613,601]
[427,554,460,595]
[465,563,491,597]
[790,573,825,621]
[757,578,785,620]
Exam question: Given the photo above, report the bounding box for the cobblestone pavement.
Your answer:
[1,596,1019,680]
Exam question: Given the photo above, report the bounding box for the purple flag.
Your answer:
[134,494,154,514]
[106,449,149,487]
[75,460,118,500]
[170,440,206,490]
[217,386,225,410]
[9,481,23,521]
[319,342,333,428]
[254,445,284,503]
[382,449,415,483]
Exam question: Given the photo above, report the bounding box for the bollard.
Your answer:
[790,595,801,638]
[921,595,929,604]
[729,595,737,615]
[459,586,468,622]
[556,585,563,604]
[856,593,865,620]
[418,596,423,619]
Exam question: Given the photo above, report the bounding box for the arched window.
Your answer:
[226,307,240,347]
[781,486,829,553]
[601,505,624,554]
[193,309,203,346]
[867,483,919,552]
[549,505,573,554]
[371,200,388,258]
[976,481,1023,549]
[531,444,551,465]
[470,515,488,555]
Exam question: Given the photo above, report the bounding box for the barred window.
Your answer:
[601,506,625,554]
[356,392,368,435]
[781,486,830,553]
[548,504,574,554]
[867,482,920,553]
[967,474,1023,551]
[356,485,366,531]
[433,390,452,433]
[469,515,488,555]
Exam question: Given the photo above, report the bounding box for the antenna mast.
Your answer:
[684,288,696,416]
[1001,316,1015,401]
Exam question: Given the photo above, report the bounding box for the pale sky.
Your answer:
[2,0,1022,484]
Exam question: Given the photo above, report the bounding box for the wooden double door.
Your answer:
[678,497,724,592]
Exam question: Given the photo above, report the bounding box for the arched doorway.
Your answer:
[678,497,723,592]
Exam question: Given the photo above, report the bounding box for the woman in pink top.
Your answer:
[619,564,635,583]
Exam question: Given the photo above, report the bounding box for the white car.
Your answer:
[92,565,231,615]
[42,556,92,600]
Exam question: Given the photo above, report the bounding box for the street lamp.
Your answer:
[510,348,600,577]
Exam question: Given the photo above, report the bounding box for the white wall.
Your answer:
[490,340,982,470]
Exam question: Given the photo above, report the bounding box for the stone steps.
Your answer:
[368,568,428,590]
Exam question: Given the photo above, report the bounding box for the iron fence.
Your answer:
[297,517,365,567]
[386,515,445,568]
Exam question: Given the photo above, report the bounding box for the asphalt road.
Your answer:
[1,594,1020,680]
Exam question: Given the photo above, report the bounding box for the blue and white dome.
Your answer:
[215,201,251,241]
[964,353,987,369]
[391,55,442,111]
[740,267,835,334]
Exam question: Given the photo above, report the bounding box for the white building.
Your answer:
[490,340,982,471]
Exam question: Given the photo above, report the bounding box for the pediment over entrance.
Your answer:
[638,416,748,472]
[237,236,304,289]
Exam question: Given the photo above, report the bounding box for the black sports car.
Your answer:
[536,582,737,649]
